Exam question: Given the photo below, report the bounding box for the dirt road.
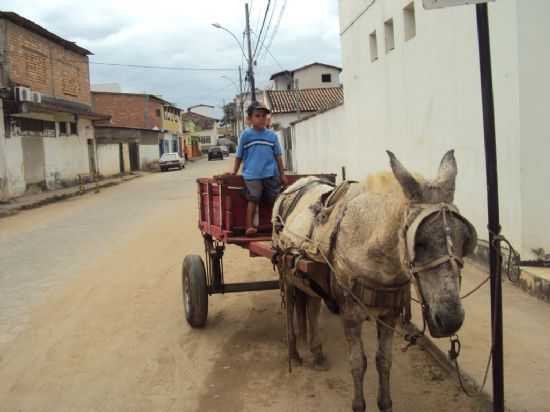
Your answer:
[0,158,487,412]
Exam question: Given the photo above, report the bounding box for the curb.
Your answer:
[0,174,141,218]
[402,322,493,407]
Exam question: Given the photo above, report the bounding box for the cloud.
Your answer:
[2,0,341,114]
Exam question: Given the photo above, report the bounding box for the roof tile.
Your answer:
[266,87,344,114]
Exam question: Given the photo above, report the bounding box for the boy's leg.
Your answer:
[244,179,262,235]
[264,176,282,205]
[246,201,257,235]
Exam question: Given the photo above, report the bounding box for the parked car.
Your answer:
[208,146,224,161]
[159,152,185,171]
[219,145,229,157]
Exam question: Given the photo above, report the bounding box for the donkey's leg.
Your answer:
[307,296,328,370]
[376,313,396,412]
[286,283,302,365]
[343,318,367,412]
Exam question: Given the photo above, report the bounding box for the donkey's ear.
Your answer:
[386,150,422,201]
[435,150,457,198]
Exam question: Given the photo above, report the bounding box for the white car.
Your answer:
[159,152,185,171]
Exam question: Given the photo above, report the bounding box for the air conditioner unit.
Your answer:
[14,86,32,102]
[31,91,42,104]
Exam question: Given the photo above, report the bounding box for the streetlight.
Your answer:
[211,23,247,61]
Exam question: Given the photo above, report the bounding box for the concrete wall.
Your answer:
[0,99,25,199]
[516,0,550,256]
[292,104,346,175]
[121,143,130,173]
[293,65,342,89]
[139,144,159,169]
[324,0,547,257]
[43,118,93,189]
[96,144,120,177]
[272,112,300,129]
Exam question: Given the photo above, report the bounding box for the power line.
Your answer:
[340,0,376,36]
[252,0,271,58]
[257,0,286,62]
[255,0,277,60]
[89,61,236,72]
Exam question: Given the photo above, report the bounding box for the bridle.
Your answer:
[400,202,477,312]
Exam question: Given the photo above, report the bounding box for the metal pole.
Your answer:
[245,3,256,102]
[475,4,504,411]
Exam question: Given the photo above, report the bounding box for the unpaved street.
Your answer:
[0,158,487,412]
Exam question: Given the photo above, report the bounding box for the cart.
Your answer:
[182,173,336,327]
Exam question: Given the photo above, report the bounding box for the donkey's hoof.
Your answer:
[290,352,303,366]
[352,399,366,412]
[312,353,330,371]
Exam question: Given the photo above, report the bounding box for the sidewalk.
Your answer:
[410,262,550,412]
[0,173,142,218]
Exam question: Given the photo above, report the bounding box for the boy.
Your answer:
[231,102,287,236]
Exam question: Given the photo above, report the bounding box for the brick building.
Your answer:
[91,92,180,170]
[0,11,108,199]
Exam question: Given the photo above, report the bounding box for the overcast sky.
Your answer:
[3,0,341,115]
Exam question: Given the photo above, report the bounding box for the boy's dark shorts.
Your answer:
[244,176,281,204]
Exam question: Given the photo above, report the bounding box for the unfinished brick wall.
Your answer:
[4,19,91,106]
[92,93,164,129]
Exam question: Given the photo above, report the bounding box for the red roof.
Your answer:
[266,87,344,114]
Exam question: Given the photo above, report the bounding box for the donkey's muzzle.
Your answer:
[427,302,465,338]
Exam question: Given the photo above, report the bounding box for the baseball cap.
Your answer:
[247,101,271,116]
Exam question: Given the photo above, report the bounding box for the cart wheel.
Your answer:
[182,255,208,328]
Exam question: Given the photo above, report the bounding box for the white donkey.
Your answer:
[272,150,477,412]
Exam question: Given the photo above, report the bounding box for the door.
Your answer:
[21,136,46,188]
[283,127,293,172]
[129,143,140,171]
[118,143,125,173]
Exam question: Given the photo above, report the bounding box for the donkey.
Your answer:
[272,150,477,412]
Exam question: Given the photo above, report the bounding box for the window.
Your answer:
[199,136,211,144]
[321,73,332,83]
[59,121,67,136]
[369,30,378,61]
[69,122,78,135]
[156,109,161,117]
[404,2,416,41]
[384,19,395,53]
[11,118,56,137]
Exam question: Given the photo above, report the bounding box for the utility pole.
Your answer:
[238,66,245,134]
[245,3,256,102]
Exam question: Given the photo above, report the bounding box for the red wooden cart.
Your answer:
[182,173,335,327]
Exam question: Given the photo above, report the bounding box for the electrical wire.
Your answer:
[253,0,271,58]
[89,61,236,72]
[340,0,376,36]
[257,0,286,62]
[254,0,277,60]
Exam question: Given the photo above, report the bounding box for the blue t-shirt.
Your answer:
[236,127,282,180]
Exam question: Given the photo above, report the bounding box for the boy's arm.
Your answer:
[276,155,288,186]
[232,157,242,175]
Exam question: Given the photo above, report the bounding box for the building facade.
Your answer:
[270,62,342,91]
[0,12,108,199]
[290,1,550,263]
[92,92,166,171]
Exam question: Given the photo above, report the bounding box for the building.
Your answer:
[290,0,550,264]
[160,103,182,156]
[266,87,344,129]
[0,11,109,199]
[270,62,342,91]
[181,110,221,153]
[92,92,167,171]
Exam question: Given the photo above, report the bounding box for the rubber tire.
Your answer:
[182,255,208,328]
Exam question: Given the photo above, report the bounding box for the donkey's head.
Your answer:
[387,150,477,338]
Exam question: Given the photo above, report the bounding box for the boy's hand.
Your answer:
[280,174,289,187]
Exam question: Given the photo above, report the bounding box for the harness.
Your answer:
[275,180,477,313]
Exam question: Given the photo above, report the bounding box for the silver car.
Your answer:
[159,152,185,171]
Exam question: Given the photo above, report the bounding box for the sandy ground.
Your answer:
[0,158,488,412]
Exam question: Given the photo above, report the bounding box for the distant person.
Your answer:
[231,102,287,236]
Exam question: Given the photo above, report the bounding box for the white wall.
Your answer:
[293,65,342,89]
[139,144,159,168]
[96,144,120,177]
[272,112,299,129]
[328,0,541,255]
[43,118,93,189]
[293,104,347,176]
[516,0,550,256]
